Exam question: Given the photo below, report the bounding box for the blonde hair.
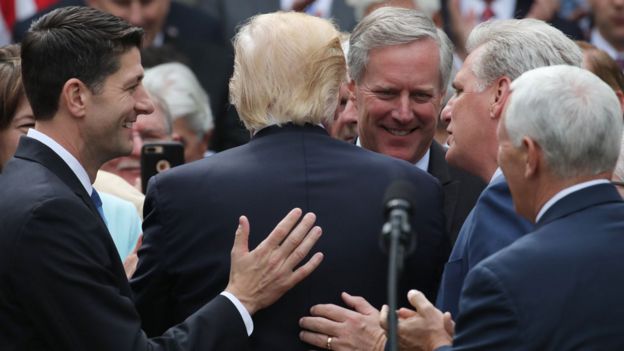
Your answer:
[229,11,345,131]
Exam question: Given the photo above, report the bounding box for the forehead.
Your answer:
[362,39,442,88]
[454,49,481,87]
[105,48,144,83]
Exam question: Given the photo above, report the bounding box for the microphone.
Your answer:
[381,180,417,255]
[381,180,417,351]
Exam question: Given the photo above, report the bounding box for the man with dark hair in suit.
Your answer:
[389,64,624,350]
[130,10,448,351]
[13,0,246,151]
[0,6,323,350]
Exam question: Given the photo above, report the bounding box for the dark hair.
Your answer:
[21,6,144,120]
[0,44,23,130]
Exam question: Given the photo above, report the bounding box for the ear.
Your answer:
[522,136,542,179]
[348,79,357,102]
[61,78,90,119]
[490,76,512,120]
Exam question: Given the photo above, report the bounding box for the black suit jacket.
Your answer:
[0,137,247,351]
[131,124,449,350]
[428,141,485,245]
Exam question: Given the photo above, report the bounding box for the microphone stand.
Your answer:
[382,201,412,351]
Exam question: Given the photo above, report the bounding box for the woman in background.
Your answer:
[0,44,35,172]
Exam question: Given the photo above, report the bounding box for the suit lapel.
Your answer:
[14,137,103,225]
[428,141,458,234]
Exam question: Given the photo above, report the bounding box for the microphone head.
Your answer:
[383,179,417,215]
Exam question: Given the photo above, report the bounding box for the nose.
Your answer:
[136,85,155,116]
[393,93,413,123]
[341,100,358,124]
[441,96,455,125]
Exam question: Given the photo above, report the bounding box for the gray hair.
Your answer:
[505,65,623,178]
[348,7,453,90]
[143,62,214,136]
[146,89,174,136]
[466,19,583,90]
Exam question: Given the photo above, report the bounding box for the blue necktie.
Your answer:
[90,189,108,225]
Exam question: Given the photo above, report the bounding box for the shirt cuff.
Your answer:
[220,291,254,336]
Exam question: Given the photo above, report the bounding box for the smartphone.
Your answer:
[141,141,184,193]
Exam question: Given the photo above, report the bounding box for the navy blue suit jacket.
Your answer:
[131,124,449,350]
[440,183,624,350]
[0,137,247,351]
[436,173,533,317]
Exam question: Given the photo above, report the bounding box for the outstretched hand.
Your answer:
[380,290,454,351]
[225,208,324,315]
[299,292,386,351]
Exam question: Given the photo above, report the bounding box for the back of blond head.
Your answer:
[229,12,345,131]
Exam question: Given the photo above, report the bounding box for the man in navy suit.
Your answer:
[436,18,584,318]
[0,6,323,350]
[130,11,448,351]
[390,64,624,350]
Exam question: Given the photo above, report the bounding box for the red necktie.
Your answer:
[482,0,495,21]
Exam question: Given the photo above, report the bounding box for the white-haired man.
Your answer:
[393,64,624,350]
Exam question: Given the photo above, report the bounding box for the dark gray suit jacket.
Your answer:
[0,137,247,351]
[428,141,485,244]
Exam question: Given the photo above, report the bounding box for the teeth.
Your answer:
[386,128,411,136]
[122,122,133,129]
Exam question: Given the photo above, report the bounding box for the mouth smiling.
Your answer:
[383,127,417,136]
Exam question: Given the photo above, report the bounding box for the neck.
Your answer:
[36,122,100,183]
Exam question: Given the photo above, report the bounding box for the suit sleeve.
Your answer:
[11,196,247,351]
[449,264,523,351]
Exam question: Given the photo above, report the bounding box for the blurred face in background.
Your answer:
[329,83,358,143]
[87,0,171,47]
[0,96,35,171]
[589,0,624,51]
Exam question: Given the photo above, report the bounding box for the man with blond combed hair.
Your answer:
[131,11,448,351]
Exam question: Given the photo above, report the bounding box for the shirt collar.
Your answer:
[535,179,611,222]
[356,137,430,171]
[27,129,93,195]
[490,167,504,184]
